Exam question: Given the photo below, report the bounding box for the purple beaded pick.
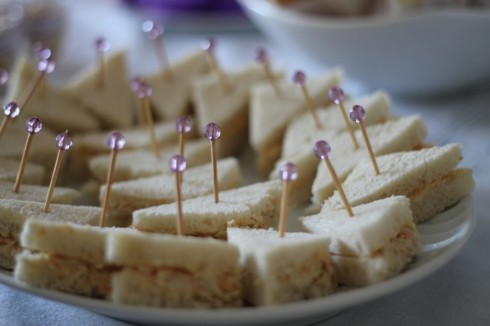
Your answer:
[328,87,345,105]
[169,154,187,173]
[107,131,126,151]
[37,59,55,74]
[142,20,164,40]
[136,80,152,98]
[279,162,298,182]
[3,102,20,119]
[313,140,331,160]
[176,116,191,134]
[204,122,221,141]
[33,42,52,61]
[254,47,267,64]
[0,68,8,85]
[349,105,366,123]
[201,37,216,53]
[130,77,143,92]
[292,70,306,86]
[26,116,42,134]
[55,132,73,150]
[95,37,110,53]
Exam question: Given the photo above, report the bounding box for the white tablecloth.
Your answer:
[1,1,490,325]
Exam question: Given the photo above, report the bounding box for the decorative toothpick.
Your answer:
[33,42,52,99]
[313,140,354,217]
[95,37,110,90]
[43,130,72,213]
[278,162,297,237]
[169,154,187,236]
[204,122,221,203]
[14,117,42,193]
[254,47,281,98]
[176,116,191,157]
[293,70,322,129]
[328,87,359,150]
[130,77,145,126]
[201,37,232,92]
[133,79,159,157]
[18,59,55,109]
[0,102,20,140]
[142,20,173,79]
[349,105,380,175]
[99,131,126,227]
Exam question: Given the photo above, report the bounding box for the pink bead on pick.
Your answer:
[169,154,187,173]
[136,80,152,99]
[201,37,216,53]
[279,162,298,182]
[142,20,164,40]
[292,70,306,86]
[204,122,221,141]
[55,131,73,150]
[0,68,8,85]
[107,131,126,151]
[95,37,110,53]
[26,116,42,134]
[176,116,191,134]
[313,140,331,160]
[254,47,268,64]
[37,59,55,74]
[3,102,20,119]
[33,42,52,61]
[328,87,345,105]
[130,77,143,92]
[349,105,366,123]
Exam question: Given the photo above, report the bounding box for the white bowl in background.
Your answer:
[238,0,490,96]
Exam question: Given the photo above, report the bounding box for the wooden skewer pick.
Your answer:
[328,87,360,150]
[278,162,298,238]
[33,42,52,99]
[254,47,281,98]
[313,140,354,217]
[176,116,192,157]
[0,102,20,140]
[130,77,146,126]
[18,59,55,109]
[204,122,221,203]
[133,79,159,157]
[95,37,110,90]
[293,70,322,129]
[169,154,187,236]
[142,20,173,79]
[201,37,232,93]
[43,130,72,213]
[349,105,380,175]
[14,117,43,193]
[99,131,126,227]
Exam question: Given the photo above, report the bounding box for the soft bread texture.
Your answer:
[0,158,45,185]
[250,68,342,175]
[0,238,18,269]
[311,115,428,207]
[0,181,80,207]
[5,56,101,132]
[132,180,282,239]
[145,50,209,120]
[62,51,132,128]
[301,196,419,286]
[102,157,242,219]
[88,138,210,182]
[227,228,336,306]
[107,228,242,308]
[321,144,472,223]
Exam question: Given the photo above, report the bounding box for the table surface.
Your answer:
[1,1,490,325]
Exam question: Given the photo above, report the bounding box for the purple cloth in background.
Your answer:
[121,0,242,13]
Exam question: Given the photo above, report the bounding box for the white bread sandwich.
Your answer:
[250,68,343,176]
[0,158,44,185]
[269,115,427,206]
[145,50,209,120]
[62,50,133,128]
[132,180,282,239]
[192,63,273,157]
[101,157,242,223]
[227,228,336,306]
[5,56,101,132]
[88,138,209,182]
[0,199,100,269]
[107,228,242,308]
[301,196,419,286]
[311,115,428,208]
[14,219,115,298]
[0,181,80,204]
[321,144,474,223]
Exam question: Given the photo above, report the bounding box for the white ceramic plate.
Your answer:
[0,196,475,326]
